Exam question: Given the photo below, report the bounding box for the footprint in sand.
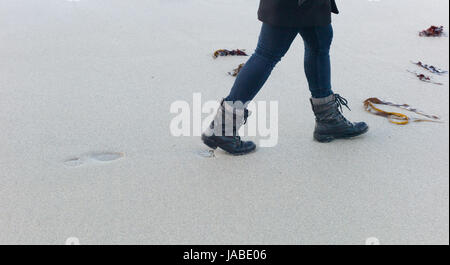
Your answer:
[63,157,86,167]
[64,152,124,167]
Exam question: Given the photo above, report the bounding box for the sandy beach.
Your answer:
[0,0,448,244]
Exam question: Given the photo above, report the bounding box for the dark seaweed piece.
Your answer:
[412,61,448,75]
[419,26,445,37]
[228,63,245,77]
[407,70,443,85]
[213,49,248,59]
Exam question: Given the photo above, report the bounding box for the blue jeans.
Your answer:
[225,23,334,103]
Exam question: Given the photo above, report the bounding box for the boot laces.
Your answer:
[334,94,353,125]
[335,94,351,113]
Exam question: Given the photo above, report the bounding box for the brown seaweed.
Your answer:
[407,70,443,85]
[419,26,445,37]
[228,63,245,77]
[364,98,442,125]
[213,49,248,59]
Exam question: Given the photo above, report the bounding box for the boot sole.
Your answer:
[202,135,219,149]
[201,135,256,156]
[314,126,369,143]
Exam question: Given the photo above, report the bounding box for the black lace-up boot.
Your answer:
[201,100,256,155]
[310,94,369,143]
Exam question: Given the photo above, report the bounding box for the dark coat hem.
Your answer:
[257,0,338,28]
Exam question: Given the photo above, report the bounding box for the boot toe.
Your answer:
[355,122,369,132]
[231,140,256,155]
[243,141,257,152]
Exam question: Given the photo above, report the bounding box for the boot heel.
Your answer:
[314,133,335,143]
[202,135,218,149]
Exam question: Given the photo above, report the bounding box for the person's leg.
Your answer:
[225,23,298,103]
[202,23,297,155]
[298,24,334,99]
[298,24,368,142]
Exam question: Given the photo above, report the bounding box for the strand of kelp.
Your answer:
[419,26,445,37]
[228,63,245,77]
[363,98,442,125]
[213,49,248,59]
[412,61,448,75]
[407,70,443,85]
